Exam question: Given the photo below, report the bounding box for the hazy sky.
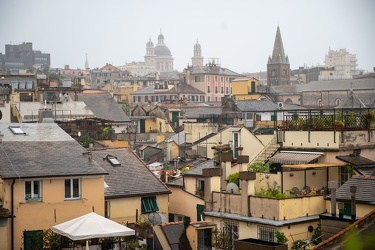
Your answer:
[1,0,374,74]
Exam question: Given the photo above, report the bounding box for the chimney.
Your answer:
[239,171,256,217]
[328,181,338,216]
[350,186,357,220]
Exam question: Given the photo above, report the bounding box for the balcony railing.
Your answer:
[278,108,375,131]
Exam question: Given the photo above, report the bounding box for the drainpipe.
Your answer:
[328,181,338,216]
[350,186,357,220]
[11,179,15,250]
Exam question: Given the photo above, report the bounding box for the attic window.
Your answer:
[104,155,121,166]
[9,126,25,134]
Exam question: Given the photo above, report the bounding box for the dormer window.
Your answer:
[9,126,25,134]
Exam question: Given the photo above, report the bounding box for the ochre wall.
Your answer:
[3,176,105,250]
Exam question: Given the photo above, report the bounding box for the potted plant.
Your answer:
[335,112,344,130]
[335,119,344,130]
[364,110,375,129]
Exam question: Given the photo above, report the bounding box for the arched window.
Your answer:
[335,99,341,106]
[285,98,293,104]
[317,99,322,107]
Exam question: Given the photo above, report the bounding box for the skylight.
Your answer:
[107,156,121,166]
[9,126,25,134]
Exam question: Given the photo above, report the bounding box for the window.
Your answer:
[198,228,212,249]
[9,126,25,134]
[221,86,224,93]
[105,200,110,218]
[200,96,205,102]
[246,112,254,120]
[65,179,81,199]
[106,156,121,166]
[208,96,210,102]
[335,99,341,106]
[207,86,210,93]
[195,76,201,82]
[233,132,240,159]
[224,221,239,248]
[258,226,275,242]
[25,180,42,202]
[226,86,229,94]
[215,86,218,93]
[339,166,349,186]
[196,179,205,197]
[24,230,43,250]
[145,96,148,102]
[141,196,159,213]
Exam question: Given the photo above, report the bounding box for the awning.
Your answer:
[336,155,375,167]
[282,163,345,169]
[269,151,324,165]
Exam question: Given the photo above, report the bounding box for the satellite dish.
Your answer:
[226,183,239,194]
[148,212,162,226]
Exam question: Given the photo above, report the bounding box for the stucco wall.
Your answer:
[250,196,325,220]
[205,216,318,249]
[108,194,168,224]
[4,176,105,250]
[168,186,204,222]
[283,131,339,149]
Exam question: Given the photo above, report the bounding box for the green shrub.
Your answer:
[228,172,240,186]
[275,230,288,244]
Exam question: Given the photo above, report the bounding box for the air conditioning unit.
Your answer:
[277,102,284,109]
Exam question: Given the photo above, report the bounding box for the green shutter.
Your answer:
[151,197,159,212]
[142,197,158,213]
[197,204,205,221]
[142,198,152,213]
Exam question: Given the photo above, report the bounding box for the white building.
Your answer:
[324,48,359,79]
[118,31,174,77]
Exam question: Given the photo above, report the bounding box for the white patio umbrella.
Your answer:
[52,212,135,247]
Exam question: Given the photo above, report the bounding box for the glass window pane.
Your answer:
[25,181,31,199]
[73,179,79,198]
[33,181,40,198]
[65,179,71,198]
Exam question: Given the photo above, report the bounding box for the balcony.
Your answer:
[278,108,375,132]
[210,191,325,221]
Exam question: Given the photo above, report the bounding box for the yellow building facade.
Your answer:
[1,176,105,250]
[231,77,261,100]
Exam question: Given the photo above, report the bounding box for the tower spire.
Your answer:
[270,26,287,64]
[85,53,89,69]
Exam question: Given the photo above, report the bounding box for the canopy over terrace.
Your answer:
[280,163,346,193]
[52,212,135,241]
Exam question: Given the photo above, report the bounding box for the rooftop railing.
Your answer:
[277,108,375,131]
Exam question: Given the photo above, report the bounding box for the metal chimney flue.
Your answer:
[328,181,338,216]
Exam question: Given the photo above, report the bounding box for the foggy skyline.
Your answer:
[1,0,374,73]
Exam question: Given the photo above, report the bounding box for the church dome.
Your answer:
[154,45,172,56]
[158,33,164,40]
